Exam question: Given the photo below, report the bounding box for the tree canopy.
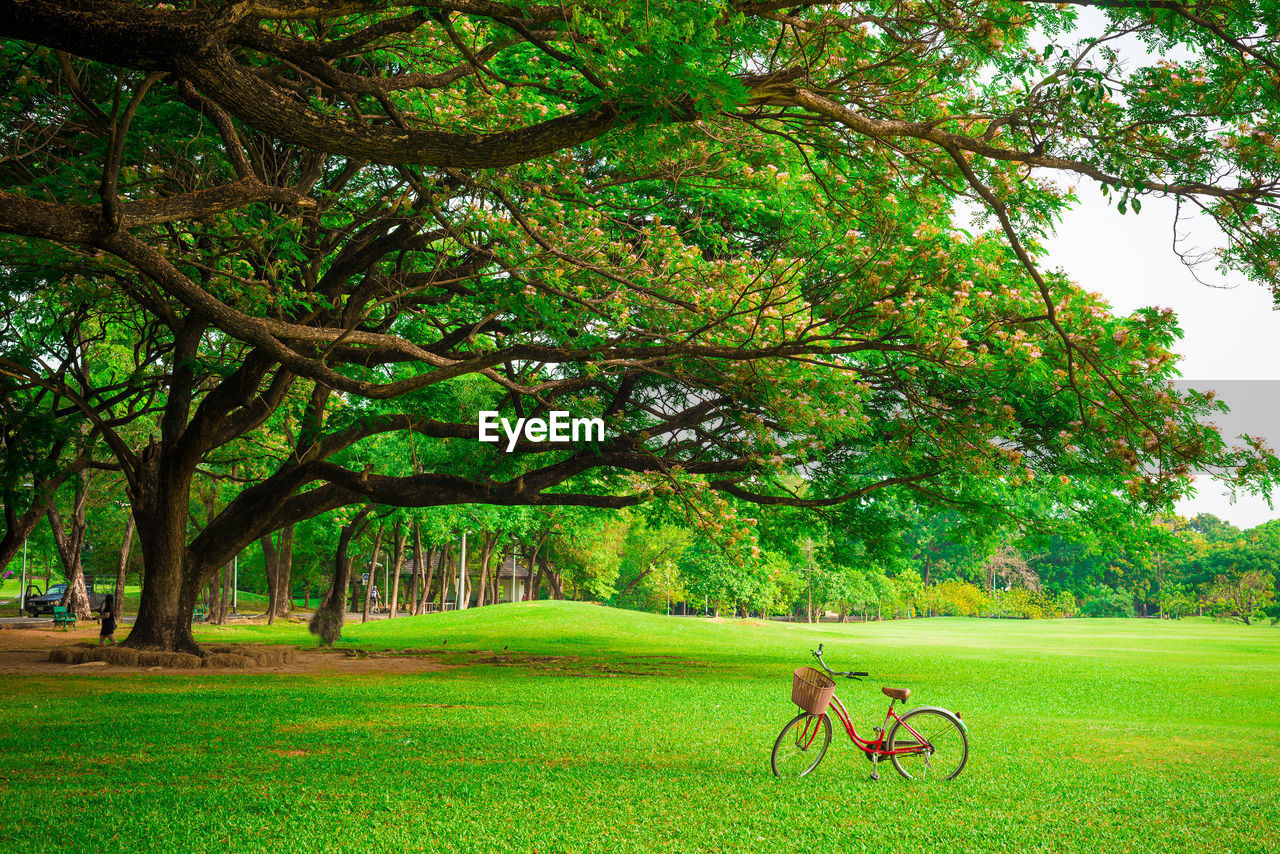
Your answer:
[2,0,1278,650]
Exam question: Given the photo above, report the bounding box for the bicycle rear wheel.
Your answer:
[887,708,968,781]
[771,711,832,777]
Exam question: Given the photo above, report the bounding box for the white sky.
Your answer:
[1043,185,1280,529]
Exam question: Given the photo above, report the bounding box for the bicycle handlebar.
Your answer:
[812,643,868,680]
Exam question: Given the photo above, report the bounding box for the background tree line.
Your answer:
[8,457,1276,629]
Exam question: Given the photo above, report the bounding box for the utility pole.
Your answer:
[231,553,238,614]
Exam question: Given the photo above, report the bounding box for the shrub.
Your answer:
[929,580,988,617]
[988,588,1052,619]
[1081,587,1135,617]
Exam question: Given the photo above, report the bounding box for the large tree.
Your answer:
[1,1,1276,651]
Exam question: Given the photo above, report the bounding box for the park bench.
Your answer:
[52,605,76,630]
[192,606,206,622]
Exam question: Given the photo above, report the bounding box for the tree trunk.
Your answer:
[0,443,96,575]
[262,532,279,624]
[502,545,511,602]
[310,508,371,646]
[408,523,423,615]
[201,480,228,626]
[541,542,564,600]
[419,542,433,615]
[528,542,543,602]
[615,567,654,598]
[363,524,385,623]
[114,513,135,621]
[440,548,453,610]
[46,471,94,620]
[0,489,57,579]
[274,524,294,619]
[210,561,228,625]
[218,558,231,624]
[208,572,220,625]
[422,547,438,614]
[124,540,205,655]
[491,540,507,603]
[415,533,430,615]
[476,531,497,607]
[388,520,406,618]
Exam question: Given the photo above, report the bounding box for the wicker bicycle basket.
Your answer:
[792,666,836,715]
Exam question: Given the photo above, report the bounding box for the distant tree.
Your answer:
[1158,583,1194,620]
[1081,586,1135,618]
[611,519,693,612]
[982,546,1040,594]
[680,538,782,618]
[1208,572,1276,626]
[1188,514,1243,545]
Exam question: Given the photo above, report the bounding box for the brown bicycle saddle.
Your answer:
[881,686,911,702]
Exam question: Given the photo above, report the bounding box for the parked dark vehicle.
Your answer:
[24,580,107,618]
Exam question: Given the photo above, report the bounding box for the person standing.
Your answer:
[99,594,118,645]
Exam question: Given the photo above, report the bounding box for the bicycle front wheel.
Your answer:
[771,711,832,777]
[887,708,968,781]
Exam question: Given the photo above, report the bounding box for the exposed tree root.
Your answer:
[48,643,296,668]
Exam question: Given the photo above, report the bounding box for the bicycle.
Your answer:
[771,644,968,781]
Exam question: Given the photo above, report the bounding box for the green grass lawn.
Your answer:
[2,604,1276,853]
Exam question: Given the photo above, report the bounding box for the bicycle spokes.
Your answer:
[889,710,967,781]
[771,713,832,778]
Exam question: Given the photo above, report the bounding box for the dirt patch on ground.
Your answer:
[0,626,454,676]
[0,625,703,677]
[48,643,295,669]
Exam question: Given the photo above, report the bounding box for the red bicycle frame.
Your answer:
[818,693,930,758]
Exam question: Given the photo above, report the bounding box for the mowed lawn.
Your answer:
[1,604,1277,853]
